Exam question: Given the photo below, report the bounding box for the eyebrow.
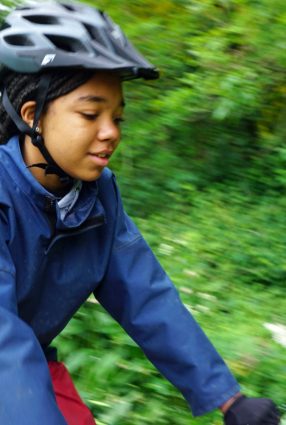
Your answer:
[77,95,125,108]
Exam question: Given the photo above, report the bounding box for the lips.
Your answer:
[90,150,113,158]
[88,150,113,166]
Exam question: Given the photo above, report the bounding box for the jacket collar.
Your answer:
[1,136,106,229]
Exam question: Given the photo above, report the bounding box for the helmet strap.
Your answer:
[2,74,72,185]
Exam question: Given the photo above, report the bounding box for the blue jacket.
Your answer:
[0,136,239,424]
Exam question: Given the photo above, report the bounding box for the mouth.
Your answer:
[88,151,113,166]
[94,152,111,159]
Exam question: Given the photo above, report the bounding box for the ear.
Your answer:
[20,101,37,129]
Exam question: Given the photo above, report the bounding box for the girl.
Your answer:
[0,2,280,424]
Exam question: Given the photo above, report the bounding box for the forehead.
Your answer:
[63,72,124,108]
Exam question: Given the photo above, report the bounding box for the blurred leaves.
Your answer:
[95,0,286,213]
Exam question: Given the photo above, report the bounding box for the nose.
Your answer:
[97,119,120,143]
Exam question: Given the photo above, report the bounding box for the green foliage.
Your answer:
[0,0,20,21]
[95,0,286,213]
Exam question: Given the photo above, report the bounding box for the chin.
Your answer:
[63,167,104,182]
[80,170,104,182]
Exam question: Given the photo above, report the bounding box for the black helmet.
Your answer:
[0,1,159,183]
[0,1,159,80]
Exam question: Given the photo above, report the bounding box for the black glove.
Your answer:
[224,395,280,425]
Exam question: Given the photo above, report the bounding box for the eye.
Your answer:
[80,113,99,121]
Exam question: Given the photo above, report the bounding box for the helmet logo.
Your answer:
[41,54,56,66]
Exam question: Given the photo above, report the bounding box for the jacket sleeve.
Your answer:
[0,209,67,425]
[95,178,240,417]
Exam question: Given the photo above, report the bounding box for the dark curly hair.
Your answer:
[0,69,94,144]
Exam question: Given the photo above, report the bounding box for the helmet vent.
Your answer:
[60,3,77,12]
[4,34,34,46]
[45,35,88,53]
[83,24,98,41]
[24,15,60,25]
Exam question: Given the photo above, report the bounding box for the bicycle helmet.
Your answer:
[0,1,159,182]
[0,1,159,79]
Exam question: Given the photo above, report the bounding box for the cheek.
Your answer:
[43,116,91,157]
[51,133,87,161]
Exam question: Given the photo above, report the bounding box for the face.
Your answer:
[22,72,124,190]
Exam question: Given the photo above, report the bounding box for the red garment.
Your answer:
[48,361,96,425]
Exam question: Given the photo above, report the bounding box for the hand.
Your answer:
[224,395,280,425]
